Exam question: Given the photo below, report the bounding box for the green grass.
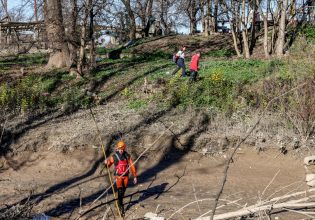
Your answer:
[0,53,48,66]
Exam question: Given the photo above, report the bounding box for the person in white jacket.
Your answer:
[172,46,187,76]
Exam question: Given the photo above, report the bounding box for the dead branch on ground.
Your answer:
[0,194,34,220]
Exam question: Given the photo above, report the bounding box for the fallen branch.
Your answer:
[206,202,315,220]
[167,198,242,220]
[195,188,315,220]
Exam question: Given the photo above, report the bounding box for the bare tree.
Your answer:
[34,0,38,21]
[241,0,250,58]
[136,0,154,30]
[182,0,199,34]
[221,0,242,57]
[1,0,10,20]
[249,0,257,54]
[69,0,79,64]
[122,0,137,40]
[257,0,270,58]
[275,0,288,57]
[77,0,91,74]
[213,0,218,32]
[44,0,71,68]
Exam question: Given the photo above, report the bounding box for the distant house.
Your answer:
[96,30,118,47]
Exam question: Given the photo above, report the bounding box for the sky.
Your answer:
[8,0,22,10]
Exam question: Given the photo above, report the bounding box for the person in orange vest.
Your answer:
[189,51,201,82]
[104,140,137,216]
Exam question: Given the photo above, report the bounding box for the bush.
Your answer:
[206,49,235,58]
[300,24,315,41]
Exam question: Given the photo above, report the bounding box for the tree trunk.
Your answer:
[275,0,288,57]
[257,0,270,58]
[231,23,242,57]
[221,0,241,57]
[213,0,218,32]
[209,0,215,33]
[241,0,250,58]
[205,0,211,36]
[89,0,96,69]
[44,0,70,69]
[160,0,167,35]
[123,0,136,40]
[77,2,89,74]
[34,0,38,21]
[200,0,206,34]
[249,0,257,54]
[146,0,153,20]
[190,0,197,34]
[1,0,11,21]
[69,0,78,65]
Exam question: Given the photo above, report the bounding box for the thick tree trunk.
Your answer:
[209,0,215,33]
[204,0,211,36]
[146,0,153,19]
[275,0,288,57]
[123,0,136,40]
[190,0,197,34]
[44,0,70,69]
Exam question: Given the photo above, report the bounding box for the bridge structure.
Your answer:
[0,20,146,50]
[0,20,46,50]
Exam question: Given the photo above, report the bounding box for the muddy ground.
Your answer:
[0,102,311,220]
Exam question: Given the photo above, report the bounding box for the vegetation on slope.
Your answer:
[0,26,314,121]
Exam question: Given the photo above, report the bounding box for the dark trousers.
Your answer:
[172,58,186,76]
[117,187,126,213]
[190,70,198,81]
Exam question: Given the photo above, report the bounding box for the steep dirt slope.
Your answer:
[0,101,308,219]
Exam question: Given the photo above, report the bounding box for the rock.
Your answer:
[144,212,164,220]
[306,173,315,182]
[218,136,229,152]
[292,138,300,150]
[307,179,315,187]
[304,156,315,165]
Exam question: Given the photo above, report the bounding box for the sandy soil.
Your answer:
[0,142,308,219]
[0,98,311,220]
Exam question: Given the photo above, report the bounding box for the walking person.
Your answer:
[172,46,187,76]
[104,140,137,217]
[189,51,201,82]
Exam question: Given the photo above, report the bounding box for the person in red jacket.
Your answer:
[189,51,201,82]
[104,140,137,216]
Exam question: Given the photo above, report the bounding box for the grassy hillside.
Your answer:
[0,26,314,119]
